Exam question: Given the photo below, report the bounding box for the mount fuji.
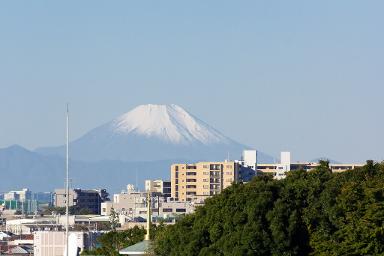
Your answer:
[37,104,271,162]
[0,104,273,192]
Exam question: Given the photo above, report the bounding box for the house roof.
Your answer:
[119,240,151,255]
[6,245,29,254]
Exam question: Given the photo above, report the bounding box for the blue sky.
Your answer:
[0,1,383,162]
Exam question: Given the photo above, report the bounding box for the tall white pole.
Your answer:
[65,104,69,256]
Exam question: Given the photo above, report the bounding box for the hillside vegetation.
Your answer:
[153,161,384,255]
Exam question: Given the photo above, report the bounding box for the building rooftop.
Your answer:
[119,240,151,255]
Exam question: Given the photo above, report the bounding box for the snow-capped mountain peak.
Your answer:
[112,104,229,145]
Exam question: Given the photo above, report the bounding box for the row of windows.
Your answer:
[162,208,187,213]
[175,169,232,175]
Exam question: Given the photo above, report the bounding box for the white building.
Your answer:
[6,218,62,235]
[145,180,171,198]
[4,188,32,202]
[34,231,101,256]
[274,151,291,179]
[242,150,257,171]
[102,184,195,226]
[257,151,363,179]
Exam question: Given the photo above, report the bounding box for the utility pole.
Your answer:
[145,191,151,241]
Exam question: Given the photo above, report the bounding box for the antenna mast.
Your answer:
[65,104,69,256]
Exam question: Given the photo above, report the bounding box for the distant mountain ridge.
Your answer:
[37,104,273,163]
[1,104,275,192]
[0,145,175,193]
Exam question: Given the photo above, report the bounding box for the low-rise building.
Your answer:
[258,152,364,179]
[6,218,63,235]
[34,231,102,256]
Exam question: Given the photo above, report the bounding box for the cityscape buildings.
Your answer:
[0,149,366,255]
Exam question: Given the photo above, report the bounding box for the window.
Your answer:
[176,208,186,213]
[203,185,209,189]
[203,179,208,182]
[186,192,196,195]
[163,208,173,213]
[210,164,222,170]
[226,172,232,175]
[226,178,233,182]
[186,172,196,176]
[186,185,196,188]
[203,172,209,175]
[186,179,197,182]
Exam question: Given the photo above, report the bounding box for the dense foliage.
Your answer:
[153,161,384,255]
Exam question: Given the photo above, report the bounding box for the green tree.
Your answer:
[152,161,384,256]
[109,208,119,231]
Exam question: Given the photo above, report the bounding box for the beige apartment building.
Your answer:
[171,161,255,202]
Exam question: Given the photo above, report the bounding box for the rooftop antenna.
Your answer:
[65,104,69,256]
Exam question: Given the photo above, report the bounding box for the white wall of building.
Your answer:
[242,150,257,170]
[34,231,86,256]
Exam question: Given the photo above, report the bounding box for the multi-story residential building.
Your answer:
[145,180,171,198]
[171,161,256,202]
[54,188,108,214]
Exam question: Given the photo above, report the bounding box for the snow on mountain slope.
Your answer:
[36,104,272,162]
[112,104,230,145]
